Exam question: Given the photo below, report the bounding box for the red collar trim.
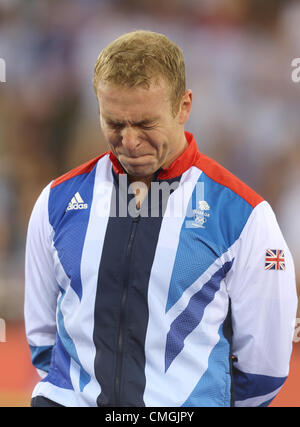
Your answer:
[109,131,200,180]
[158,132,200,179]
[109,152,125,175]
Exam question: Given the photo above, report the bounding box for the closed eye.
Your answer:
[108,122,124,130]
[140,124,156,130]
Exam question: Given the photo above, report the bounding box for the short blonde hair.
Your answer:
[93,30,186,116]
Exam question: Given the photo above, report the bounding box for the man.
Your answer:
[25,30,297,407]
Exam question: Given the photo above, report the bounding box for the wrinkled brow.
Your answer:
[104,116,159,127]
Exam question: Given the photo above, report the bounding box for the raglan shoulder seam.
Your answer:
[50,152,110,189]
[193,152,264,209]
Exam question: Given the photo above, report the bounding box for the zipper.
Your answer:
[114,214,140,405]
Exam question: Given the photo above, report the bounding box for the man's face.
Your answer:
[96,78,192,181]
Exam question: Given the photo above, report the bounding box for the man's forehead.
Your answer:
[97,77,171,103]
[97,79,171,122]
[99,101,161,124]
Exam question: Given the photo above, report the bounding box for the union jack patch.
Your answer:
[265,249,285,271]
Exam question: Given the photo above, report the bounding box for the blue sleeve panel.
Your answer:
[233,366,287,406]
[30,344,54,373]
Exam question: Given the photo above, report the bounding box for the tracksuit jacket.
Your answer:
[25,132,297,407]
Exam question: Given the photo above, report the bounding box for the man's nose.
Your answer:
[121,127,140,153]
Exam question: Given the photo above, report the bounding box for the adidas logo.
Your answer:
[66,192,88,211]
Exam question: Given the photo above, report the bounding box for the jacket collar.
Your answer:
[109,131,200,180]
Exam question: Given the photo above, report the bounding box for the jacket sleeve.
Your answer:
[24,183,59,378]
[226,200,298,407]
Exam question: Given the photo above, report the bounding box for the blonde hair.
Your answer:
[93,30,186,116]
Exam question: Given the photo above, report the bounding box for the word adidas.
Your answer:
[66,192,88,211]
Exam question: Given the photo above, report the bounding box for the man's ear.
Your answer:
[178,90,193,125]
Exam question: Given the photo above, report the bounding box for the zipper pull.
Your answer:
[133,214,140,223]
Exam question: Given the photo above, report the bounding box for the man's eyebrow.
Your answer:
[105,118,124,126]
[104,117,159,126]
[134,118,159,126]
